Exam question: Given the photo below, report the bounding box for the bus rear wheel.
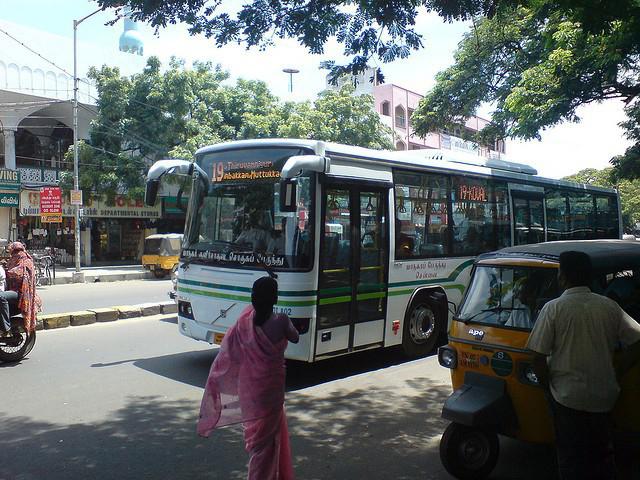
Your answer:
[401,294,443,357]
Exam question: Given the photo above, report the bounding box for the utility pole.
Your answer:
[72,7,101,282]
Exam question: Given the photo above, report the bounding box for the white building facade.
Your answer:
[0,18,149,263]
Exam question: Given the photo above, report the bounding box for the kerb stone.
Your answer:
[139,303,161,316]
[41,313,71,330]
[160,301,178,314]
[69,311,96,326]
[117,306,142,319]
[90,308,119,322]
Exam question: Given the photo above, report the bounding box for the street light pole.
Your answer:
[282,68,300,93]
[72,7,101,282]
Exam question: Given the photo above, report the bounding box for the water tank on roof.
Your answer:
[119,11,144,56]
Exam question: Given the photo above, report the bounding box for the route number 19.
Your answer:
[213,163,225,182]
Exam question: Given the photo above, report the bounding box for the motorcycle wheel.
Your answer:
[0,326,36,363]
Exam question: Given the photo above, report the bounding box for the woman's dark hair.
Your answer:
[559,251,592,287]
[251,276,278,326]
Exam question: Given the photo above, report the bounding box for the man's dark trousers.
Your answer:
[549,394,615,480]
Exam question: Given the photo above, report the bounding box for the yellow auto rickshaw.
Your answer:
[142,233,183,278]
[438,240,640,479]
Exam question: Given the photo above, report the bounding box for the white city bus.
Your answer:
[145,139,621,361]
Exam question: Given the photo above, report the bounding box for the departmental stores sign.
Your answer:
[20,191,161,219]
[82,195,161,218]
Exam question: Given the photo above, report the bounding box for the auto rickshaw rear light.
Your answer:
[438,346,457,369]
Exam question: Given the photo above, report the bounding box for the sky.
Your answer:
[0,0,632,179]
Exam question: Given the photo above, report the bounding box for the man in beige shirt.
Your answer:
[527,251,640,480]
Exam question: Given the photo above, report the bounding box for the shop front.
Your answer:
[18,191,162,265]
[18,190,75,259]
[0,169,21,242]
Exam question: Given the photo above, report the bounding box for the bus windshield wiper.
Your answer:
[457,306,524,324]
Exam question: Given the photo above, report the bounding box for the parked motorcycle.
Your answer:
[0,303,36,363]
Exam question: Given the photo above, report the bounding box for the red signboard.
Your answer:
[40,187,62,215]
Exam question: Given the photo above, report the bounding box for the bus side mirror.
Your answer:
[279,179,297,212]
[145,179,159,206]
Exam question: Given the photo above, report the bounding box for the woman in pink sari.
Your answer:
[198,276,299,480]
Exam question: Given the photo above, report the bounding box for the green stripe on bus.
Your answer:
[357,291,387,301]
[178,259,472,303]
[178,279,316,297]
[318,286,351,296]
[445,284,466,293]
[387,283,465,296]
[178,287,317,307]
[318,295,352,305]
[319,283,386,296]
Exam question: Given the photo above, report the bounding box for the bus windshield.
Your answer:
[183,147,314,270]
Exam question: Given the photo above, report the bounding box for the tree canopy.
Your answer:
[564,167,640,231]
[96,0,640,179]
[62,56,392,199]
[411,3,640,181]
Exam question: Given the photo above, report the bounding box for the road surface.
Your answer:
[0,315,560,479]
[38,279,173,314]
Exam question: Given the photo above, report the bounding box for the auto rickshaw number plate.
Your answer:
[460,351,479,368]
[490,351,513,376]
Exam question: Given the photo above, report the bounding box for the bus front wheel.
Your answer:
[402,294,443,357]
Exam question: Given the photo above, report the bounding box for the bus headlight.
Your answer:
[438,346,457,369]
[178,301,194,320]
[290,318,310,334]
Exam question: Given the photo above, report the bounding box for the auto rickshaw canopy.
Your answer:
[476,240,640,273]
[143,233,183,256]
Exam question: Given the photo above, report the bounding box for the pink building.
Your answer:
[374,83,506,155]
[326,69,505,156]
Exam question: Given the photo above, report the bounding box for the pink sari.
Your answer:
[198,306,294,480]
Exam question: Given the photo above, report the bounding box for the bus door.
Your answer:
[315,183,389,358]
[509,184,546,245]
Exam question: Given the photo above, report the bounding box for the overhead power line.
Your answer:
[0,25,94,88]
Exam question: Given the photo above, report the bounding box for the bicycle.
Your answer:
[33,255,53,286]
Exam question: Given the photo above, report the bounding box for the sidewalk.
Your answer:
[50,265,155,284]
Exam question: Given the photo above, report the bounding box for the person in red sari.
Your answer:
[198,276,299,480]
[5,242,41,333]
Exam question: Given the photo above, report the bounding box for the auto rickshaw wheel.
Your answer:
[439,423,499,480]
[401,295,442,357]
[153,269,167,279]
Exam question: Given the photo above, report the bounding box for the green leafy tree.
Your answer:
[241,86,394,149]
[410,4,640,180]
[564,168,640,231]
[96,0,640,178]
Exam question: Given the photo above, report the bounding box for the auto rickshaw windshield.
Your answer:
[457,265,559,330]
